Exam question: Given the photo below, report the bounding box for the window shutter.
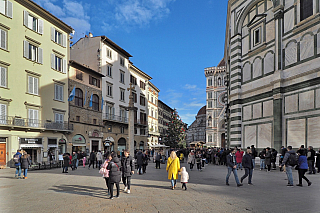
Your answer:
[38,47,43,64]
[62,59,67,73]
[51,53,55,69]
[60,114,64,123]
[24,40,29,58]
[0,29,6,50]
[28,109,33,120]
[34,77,38,95]
[28,76,33,94]
[54,84,58,100]
[0,103,6,123]
[34,110,38,127]
[38,19,43,34]
[51,27,55,41]
[62,34,67,47]
[7,1,12,18]
[0,67,6,87]
[23,10,28,27]
[55,113,59,122]
[59,85,63,101]
[112,107,115,115]
[97,79,100,88]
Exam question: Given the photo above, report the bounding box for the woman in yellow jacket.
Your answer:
[166,151,181,189]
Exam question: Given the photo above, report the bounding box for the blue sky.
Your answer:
[34,0,228,125]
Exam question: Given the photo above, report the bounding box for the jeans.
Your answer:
[72,160,76,170]
[252,158,255,169]
[122,176,131,190]
[15,166,21,177]
[226,166,240,185]
[298,169,310,185]
[171,175,176,187]
[23,169,28,177]
[137,165,142,174]
[63,166,68,173]
[308,160,316,174]
[241,168,253,184]
[260,159,265,169]
[110,182,119,198]
[76,159,79,168]
[98,160,102,170]
[237,162,242,169]
[197,163,201,170]
[286,166,293,185]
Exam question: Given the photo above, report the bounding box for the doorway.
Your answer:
[0,143,6,166]
[92,140,99,152]
[221,133,226,148]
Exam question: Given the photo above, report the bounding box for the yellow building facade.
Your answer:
[0,0,73,167]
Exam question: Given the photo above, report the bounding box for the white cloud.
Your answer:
[184,84,197,90]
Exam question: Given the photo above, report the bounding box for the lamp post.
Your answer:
[127,83,136,156]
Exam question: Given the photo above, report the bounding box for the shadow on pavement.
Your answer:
[131,183,172,190]
[49,184,110,199]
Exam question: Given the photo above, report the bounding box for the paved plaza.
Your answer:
[0,161,319,213]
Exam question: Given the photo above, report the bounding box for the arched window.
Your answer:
[218,77,221,86]
[75,88,83,107]
[92,94,99,111]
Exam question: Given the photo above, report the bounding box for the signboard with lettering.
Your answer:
[72,135,86,144]
[20,138,42,144]
[59,139,66,144]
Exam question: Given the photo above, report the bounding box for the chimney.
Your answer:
[89,32,93,37]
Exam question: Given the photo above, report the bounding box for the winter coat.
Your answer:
[89,152,96,161]
[63,155,70,167]
[166,157,180,180]
[155,153,161,161]
[226,153,236,168]
[298,155,308,170]
[96,152,103,161]
[99,160,110,178]
[136,152,143,166]
[316,152,320,168]
[242,154,253,169]
[195,153,202,164]
[107,157,121,184]
[282,150,296,166]
[20,155,31,169]
[265,151,272,166]
[307,149,315,161]
[259,151,265,159]
[235,151,244,163]
[121,155,134,177]
[72,154,77,161]
[179,167,189,183]
[187,153,195,164]
[271,150,277,163]
[13,152,22,166]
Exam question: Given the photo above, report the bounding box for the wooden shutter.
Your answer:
[34,109,38,127]
[62,59,67,73]
[59,85,63,101]
[54,84,59,100]
[51,53,55,69]
[0,29,6,50]
[23,10,28,27]
[24,40,29,58]
[34,77,38,95]
[97,79,100,88]
[28,109,33,124]
[62,34,67,47]
[28,76,33,93]
[60,114,64,123]
[51,27,55,41]
[38,19,43,34]
[38,47,43,64]
[7,1,13,18]
[112,107,115,115]
[0,67,6,87]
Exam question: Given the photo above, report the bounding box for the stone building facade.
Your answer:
[225,0,320,150]
[205,59,227,148]
[147,82,160,146]
[67,61,104,153]
[186,106,206,147]
[158,100,174,144]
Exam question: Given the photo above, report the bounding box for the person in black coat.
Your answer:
[88,151,96,169]
[265,148,272,172]
[316,148,320,173]
[107,153,122,199]
[62,153,70,173]
[135,150,143,175]
[20,151,31,179]
[121,150,134,194]
[240,149,254,185]
[271,149,278,170]
[307,146,316,174]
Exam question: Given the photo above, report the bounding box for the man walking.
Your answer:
[13,150,22,179]
[280,146,296,187]
[226,148,242,187]
[88,150,96,169]
[241,149,254,185]
[307,146,316,174]
[155,152,162,169]
[96,150,103,170]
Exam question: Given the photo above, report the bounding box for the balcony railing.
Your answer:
[103,113,128,123]
[135,119,147,126]
[0,116,73,131]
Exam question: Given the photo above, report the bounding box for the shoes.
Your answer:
[308,182,312,186]
[185,187,187,190]
[240,178,243,184]
[114,196,119,198]
[127,190,130,194]
[237,184,243,187]
[248,183,253,185]
[296,184,302,187]
[124,186,127,192]
[109,197,113,200]
[287,184,294,187]
[88,167,90,170]
[226,183,229,186]
[24,177,27,179]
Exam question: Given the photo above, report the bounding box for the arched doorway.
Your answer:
[221,133,225,148]
[118,137,126,152]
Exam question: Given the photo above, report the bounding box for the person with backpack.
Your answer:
[296,149,312,187]
[13,149,22,179]
[107,153,122,199]
[20,151,31,179]
[279,146,297,187]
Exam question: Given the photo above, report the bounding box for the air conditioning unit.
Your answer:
[13,118,25,126]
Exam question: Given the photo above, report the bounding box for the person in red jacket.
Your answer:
[235,148,244,170]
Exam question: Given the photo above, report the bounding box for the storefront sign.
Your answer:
[104,141,110,146]
[20,138,42,144]
[0,138,6,142]
[20,144,43,148]
[72,135,86,144]
[59,139,66,144]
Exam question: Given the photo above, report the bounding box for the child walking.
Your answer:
[179,167,189,190]
[99,154,112,195]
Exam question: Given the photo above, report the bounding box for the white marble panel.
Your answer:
[258,123,272,148]
[264,52,274,74]
[243,63,251,82]
[263,100,273,117]
[253,103,262,119]
[244,125,256,148]
[316,88,320,108]
[285,41,297,66]
[253,58,262,78]
[287,119,305,148]
[249,9,256,23]
[243,105,252,121]
[317,33,320,54]
[307,117,320,148]
[300,34,314,61]
[258,3,264,14]
[267,0,273,10]
[266,21,275,43]
[284,8,294,33]
[242,36,249,56]
[285,94,298,113]
[299,90,314,111]
[285,0,294,9]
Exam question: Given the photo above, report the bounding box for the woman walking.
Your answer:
[20,151,30,179]
[99,154,112,195]
[235,148,244,170]
[121,150,134,194]
[166,151,180,190]
[107,153,122,199]
[296,149,312,187]
[187,150,195,170]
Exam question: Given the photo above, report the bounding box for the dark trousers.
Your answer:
[241,168,253,184]
[97,160,102,170]
[155,161,160,169]
[202,159,205,167]
[182,183,187,189]
[104,177,110,193]
[308,160,316,174]
[142,164,147,173]
[137,165,142,174]
[110,182,120,198]
[271,161,276,169]
[197,163,201,170]
[189,163,194,170]
[122,176,131,190]
[72,160,76,170]
[88,160,95,168]
[267,164,271,171]
[298,169,310,185]
[63,166,68,173]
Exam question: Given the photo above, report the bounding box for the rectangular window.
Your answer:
[132,92,137,103]
[51,27,66,47]
[140,80,145,90]
[134,128,137,134]
[0,103,7,124]
[0,28,7,50]
[76,116,80,122]
[28,109,39,127]
[208,101,212,108]
[120,56,125,67]
[140,128,145,135]
[51,53,66,73]
[76,70,83,80]
[107,82,112,97]
[208,134,212,142]
[120,88,125,101]
[208,92,212,99]
[107,64,112,77]
[54,113,64,123]
[300,0,313,21]
[89,75,100,88]
[54,84,63,101]
[28,76,39,95]
[0,0,12,18]
[93,119,97,125]
[107,48,112,59]
[24,11,43,34]
[140,95,146,106]
[130,74,137,85]
[120,126,124,134]
[253,28,261,46]
[24,41,43,64]
[208,78,212,86]
[0,66,7,88]
[120,71,125,84]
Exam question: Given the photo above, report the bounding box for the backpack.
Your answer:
[13,154,20,163]
[288,153,298,166]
